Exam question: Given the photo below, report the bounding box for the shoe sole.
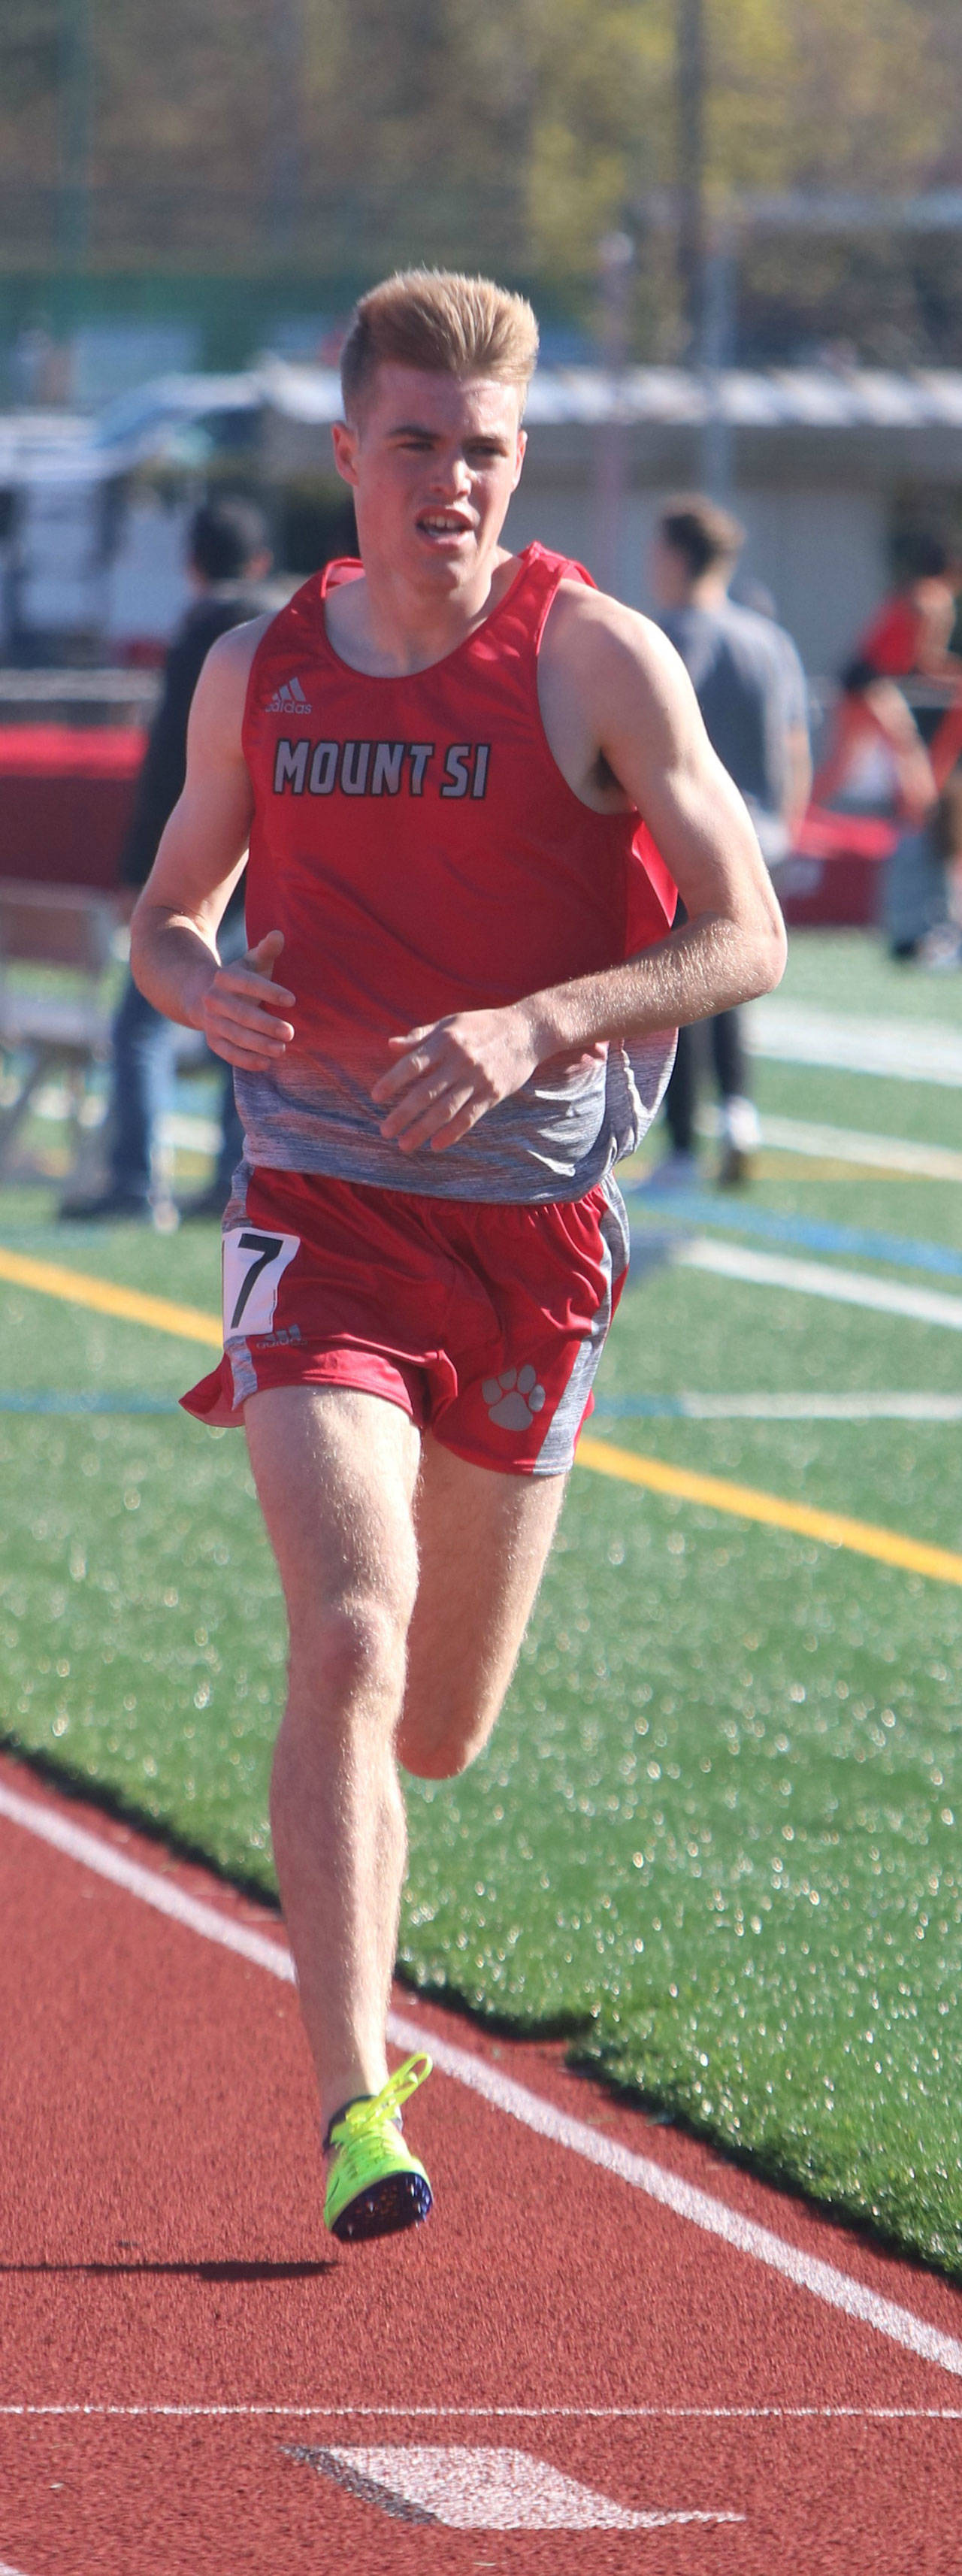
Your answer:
[329,2171,433,2243]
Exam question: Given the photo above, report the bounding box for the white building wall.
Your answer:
[504,475,888,675]
[104,494,194,646]
[726,487,888,675]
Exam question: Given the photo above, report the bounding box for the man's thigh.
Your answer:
[396,1434,566,1779]
[244,1383,421,1638]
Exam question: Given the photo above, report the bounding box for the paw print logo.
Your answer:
[482,1364,546,1430]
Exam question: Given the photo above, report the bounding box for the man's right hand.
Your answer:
[200,929,295,1070]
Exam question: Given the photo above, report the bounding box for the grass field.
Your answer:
[2,931,962,2276]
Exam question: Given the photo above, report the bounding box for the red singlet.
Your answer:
[850,593,924,680]
[183,546,679,1464]
[234,543,676,1204]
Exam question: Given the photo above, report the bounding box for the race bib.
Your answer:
[222,1227,300,1338]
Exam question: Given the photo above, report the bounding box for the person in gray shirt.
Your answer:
[648,494,811,1184]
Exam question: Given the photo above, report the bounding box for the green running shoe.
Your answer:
[323,2054,433,2242]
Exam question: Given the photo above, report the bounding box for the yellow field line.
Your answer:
[2,1242,960,1587]
[0,1246,222,1348]
[577,1433,962,1589]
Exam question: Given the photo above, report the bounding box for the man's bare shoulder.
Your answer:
[188,612,276,753]
[202,610,276,689]
[543,577,693,720]
[549,577,682,671]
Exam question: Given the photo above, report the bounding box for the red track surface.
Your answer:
[2,1745,961,2574]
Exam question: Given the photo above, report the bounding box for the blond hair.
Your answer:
[340,269,539,419]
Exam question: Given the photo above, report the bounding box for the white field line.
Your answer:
[3,1778,962,2384]
[747,1112,962,1183]
[162,1112,220,1156]
[676,1236,962,1330]
[29,1094,221,1158]
[748,1001,962,1088]
[604,1394,962,1421]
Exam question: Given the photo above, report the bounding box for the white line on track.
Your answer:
[0,2562,31,2575]
[3,1777,962,2384]
[2,2404,962,2421]
[675,1236,962,1329]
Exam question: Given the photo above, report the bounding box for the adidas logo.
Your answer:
[267,675,311,713]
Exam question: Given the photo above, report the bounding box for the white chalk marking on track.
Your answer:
[3,1776,962,2384]
[2,2404,962,2421]
[747,1000,962,1088]
[297,2443,741,2530]
[675,1236,962,1330]
[0,2560,32,2575]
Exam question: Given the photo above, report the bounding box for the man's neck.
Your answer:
[679,569,731,613]
[325,547,519,678]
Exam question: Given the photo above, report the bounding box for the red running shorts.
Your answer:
[181,1164,630,1477]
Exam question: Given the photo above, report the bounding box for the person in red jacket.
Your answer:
[130,268,785,2244]
[814,536,962,817]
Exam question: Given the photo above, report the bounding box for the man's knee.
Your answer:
[396,1691,499,1781]
[289,1588,412,1721]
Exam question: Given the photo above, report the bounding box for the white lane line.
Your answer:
[741,1112,962,1183]
[676,1235,962,1330]
[748,1001,962,1088]
[294,2443,742,2531]
[0,1784,295,1985]
[0,2561,31,2575]
[3,1777,962,2384]
[2,2404,961,2422]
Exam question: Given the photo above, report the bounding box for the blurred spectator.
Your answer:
[885,775,962,967]
[647,494,811,1188]
[60,497,272,1225]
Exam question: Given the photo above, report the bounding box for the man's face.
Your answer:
[331,365,526,592]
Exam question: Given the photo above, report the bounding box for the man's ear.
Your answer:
[511,427,527,495]
[331,419,360,489]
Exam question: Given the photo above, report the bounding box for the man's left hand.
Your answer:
[371,1004,540,1152]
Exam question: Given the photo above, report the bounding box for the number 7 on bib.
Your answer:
[223,1227,301,1337]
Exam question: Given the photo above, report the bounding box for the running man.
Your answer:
[131,271,785,2243]
[814,534,962,817]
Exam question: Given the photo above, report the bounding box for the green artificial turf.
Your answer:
[770,930,962,1029]
[2,928,962,2273]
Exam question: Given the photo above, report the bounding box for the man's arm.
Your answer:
[120,603,255,894]
[374,591,787,1154]
[119,621,207,893]
[130,618,295,1072]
